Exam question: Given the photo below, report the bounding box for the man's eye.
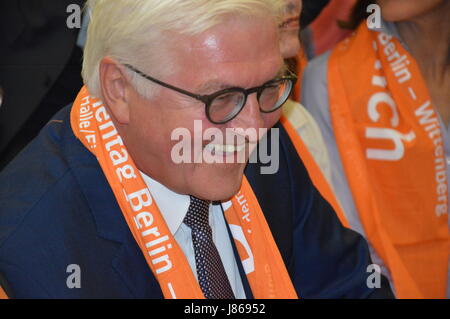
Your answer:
[265,84,278,89]
[215,93,236,102]
[264,84,279,94]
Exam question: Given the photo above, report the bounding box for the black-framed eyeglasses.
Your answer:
[124,64,297,124]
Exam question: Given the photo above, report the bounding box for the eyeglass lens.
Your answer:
[208,79,292,124]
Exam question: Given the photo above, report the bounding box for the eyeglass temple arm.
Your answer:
[124,64,206,101]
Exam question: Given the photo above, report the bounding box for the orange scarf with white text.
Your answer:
[0,286,7,299]
[70,86,297,299]
[328,23,450,298]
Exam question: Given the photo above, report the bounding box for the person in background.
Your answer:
[0,0,393,298]
[301,0,356,59]
[302,0,450,298]
[280,0,340,206]
[294,0,358,94]
[290,0,331,101]
[0,0,85,170]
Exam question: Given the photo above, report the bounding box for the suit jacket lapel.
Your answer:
[244,123,295,279]
[62,113,163,298]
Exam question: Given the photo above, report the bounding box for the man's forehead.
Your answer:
[165,15,282,90]
[170,14,280,60]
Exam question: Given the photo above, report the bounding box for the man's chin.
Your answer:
[196,184,242,202]
[190,171,244,202]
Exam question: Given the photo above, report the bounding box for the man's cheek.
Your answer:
[265,110,282,128]
[168,130,198,164]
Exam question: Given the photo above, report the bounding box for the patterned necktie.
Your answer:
[183,196,235,299]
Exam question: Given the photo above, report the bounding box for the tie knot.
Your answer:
[184,196,210,230]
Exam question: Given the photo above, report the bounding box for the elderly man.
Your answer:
[0,0,393,298]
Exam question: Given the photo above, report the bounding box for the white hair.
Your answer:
[82,0,283,99]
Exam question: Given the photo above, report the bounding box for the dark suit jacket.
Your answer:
[0,0,84,169]
[0,105,394,298]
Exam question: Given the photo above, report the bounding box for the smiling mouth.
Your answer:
[279,16,299,29]
[204,143,246,156]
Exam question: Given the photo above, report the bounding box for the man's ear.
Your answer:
[99,57,130,124]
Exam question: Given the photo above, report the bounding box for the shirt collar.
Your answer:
[140,171,190,235]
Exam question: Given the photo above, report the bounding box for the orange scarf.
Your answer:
[70,86,297,299]
[280,114,349,228]
[328,23,450,298]
[0,286,7,299]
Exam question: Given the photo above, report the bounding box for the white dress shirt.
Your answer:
[140,172,246,298]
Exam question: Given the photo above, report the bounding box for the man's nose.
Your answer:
[228,94,265,141]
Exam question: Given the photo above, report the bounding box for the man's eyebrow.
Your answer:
[196,80,231,94]
[196,64,289,94]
